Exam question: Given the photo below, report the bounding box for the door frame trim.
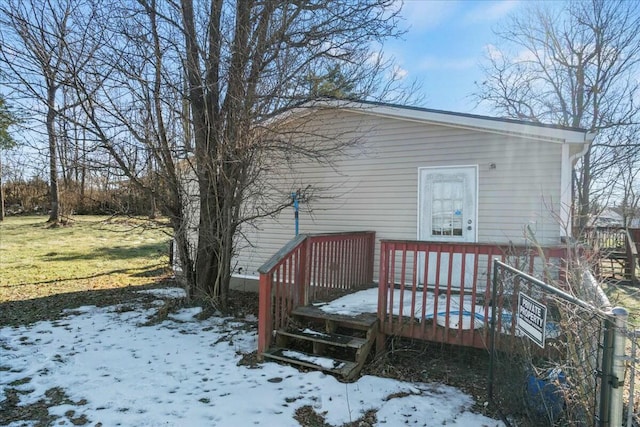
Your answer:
[416,165,479,243]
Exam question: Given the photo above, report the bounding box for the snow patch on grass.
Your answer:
[137,287,186,298]
[1,289,503,426]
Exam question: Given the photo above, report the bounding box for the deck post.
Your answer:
[366,232,376,284]
[299,240,308,306]
[376,241,388,354]
[257,273,273,359]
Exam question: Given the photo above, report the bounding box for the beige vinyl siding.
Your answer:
[234,110,563,279]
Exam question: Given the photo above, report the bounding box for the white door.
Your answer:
[418,166,478,289]
[418,166,477,243]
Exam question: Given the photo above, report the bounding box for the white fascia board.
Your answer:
[316,100,591,145]
[560,143,572,237]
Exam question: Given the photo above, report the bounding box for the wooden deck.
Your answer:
[257,232,571,373]
[376,240,568,350]
[255,228,639,382]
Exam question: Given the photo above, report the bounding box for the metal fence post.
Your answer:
[628,330,640,427]
[611,307,628,427]
[600,313,615,427]
[600,307,628,427]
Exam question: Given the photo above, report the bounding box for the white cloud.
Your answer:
[483,44,537,64]
[392,65,409,79]
[484,44,503,61]
[463,0,520,24]
[514,47,539,63]
[367,50,384,66]
[397,0,520,32]
[398,0,460,31]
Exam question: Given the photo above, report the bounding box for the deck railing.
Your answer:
[376,240,568,350]
[257,231,376,355]
[579,226,627,251]
[580,226,640,283]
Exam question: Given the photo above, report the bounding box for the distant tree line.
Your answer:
[0,0,412,308]
[1,175,157,217]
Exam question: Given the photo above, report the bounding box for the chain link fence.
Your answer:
[624,329,640,426]
[488,260,626,426]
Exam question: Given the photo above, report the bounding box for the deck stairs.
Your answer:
[262,305,378,381]
[598,242,639,285]
[585,227,639,285]
[600,249,632,280]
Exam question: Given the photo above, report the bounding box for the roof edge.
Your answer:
[300,99,594,145]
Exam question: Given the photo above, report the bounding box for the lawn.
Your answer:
[0,215,173,325]
[0,217,504,426]
[603,281,640,327]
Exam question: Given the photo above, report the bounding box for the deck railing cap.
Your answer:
[258,233,309,274]
[258,231,376,274]
[379,239,564,249]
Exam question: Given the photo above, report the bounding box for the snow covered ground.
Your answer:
[0,288,503,426]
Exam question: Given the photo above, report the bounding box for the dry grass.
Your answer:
[601,281,640,327]
[0,215,173,325]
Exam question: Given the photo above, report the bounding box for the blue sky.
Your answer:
[386,0,522,114]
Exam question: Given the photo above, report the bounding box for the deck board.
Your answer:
[291,305,378,330]
[277,328,367,348]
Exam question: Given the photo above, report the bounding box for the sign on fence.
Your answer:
[490,261,619,425]
[517,292,547,348]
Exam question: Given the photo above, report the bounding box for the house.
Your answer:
[199,101,632,424]
[245,100,608,378]
[233,100,594,286]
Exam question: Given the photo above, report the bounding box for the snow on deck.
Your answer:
[319,287,560,337]
[320,287,490,330]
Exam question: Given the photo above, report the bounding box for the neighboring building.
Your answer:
[590,207,624,227]
[229,100,594,282]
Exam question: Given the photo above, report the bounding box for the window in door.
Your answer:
[419,166,477,243]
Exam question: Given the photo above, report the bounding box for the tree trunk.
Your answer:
[577,147,592,231]
[47,85,61,224]
[0,153,5,221]
[194,170,218,296]
[149,194,157,219]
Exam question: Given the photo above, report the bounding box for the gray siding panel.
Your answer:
[234,110,564,279]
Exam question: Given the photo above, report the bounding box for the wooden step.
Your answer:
[277,328,367,349]
[605,251,628,261]
[291,305,378,331]
[263,347,358,378]
[263,305,379,381]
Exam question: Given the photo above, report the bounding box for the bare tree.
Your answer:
[0,0,100,224]
[68,0,409,307]
[612,127,640,226]
[0,96,18,221]
[619,162,640,227]
[476,0,640,230]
